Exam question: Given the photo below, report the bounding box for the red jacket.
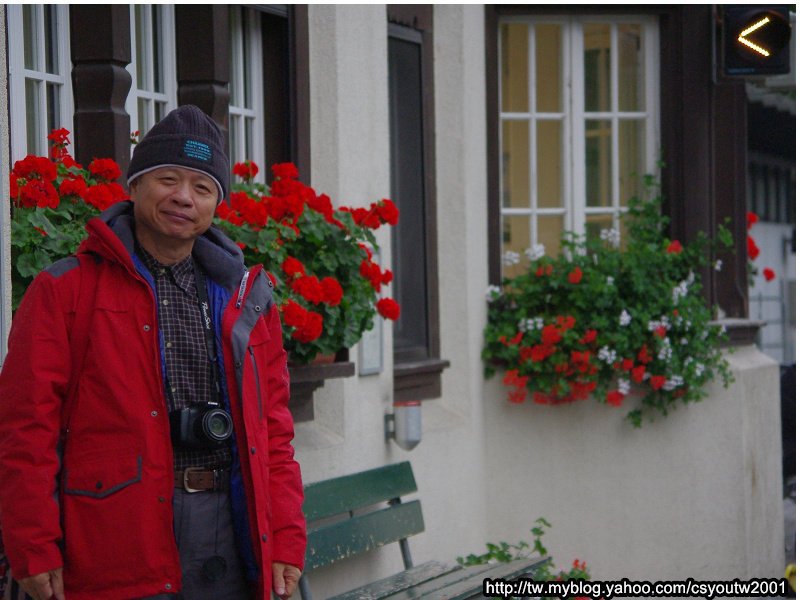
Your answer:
[0,202,306,599]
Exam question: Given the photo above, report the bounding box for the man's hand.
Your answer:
[272,562,302,599]
[19,568,65,600]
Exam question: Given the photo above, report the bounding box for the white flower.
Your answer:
[502,251,520,266]
[695,363,706,377]
[620,309,632,326]
[663,375,684,391]
[518,318,541,332]
[658,343,673,362]
[714,260,723,272]
[525,244,546,262]
[681,337,689,345]
[607,276,615,286]
[598,346,617,365]
[486,285,502,301]
[600,228,621,245]
[618,379,631,395]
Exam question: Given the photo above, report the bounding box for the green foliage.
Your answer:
[483,174,734,426]
[457,517,591,600]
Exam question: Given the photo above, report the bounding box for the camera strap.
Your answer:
[192,260,223,403]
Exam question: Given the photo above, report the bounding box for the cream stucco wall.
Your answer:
[0,4,11,363]
[482,344,784,581]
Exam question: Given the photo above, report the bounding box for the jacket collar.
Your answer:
[79,201,246,291]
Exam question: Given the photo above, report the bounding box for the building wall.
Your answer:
[0,4,10,362]
[295,5,785,595]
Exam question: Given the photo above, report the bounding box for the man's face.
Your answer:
[131,167,218,248]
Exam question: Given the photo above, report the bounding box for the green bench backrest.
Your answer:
[302,462,424,571]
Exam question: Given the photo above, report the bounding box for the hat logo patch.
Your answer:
[183,139,212,162]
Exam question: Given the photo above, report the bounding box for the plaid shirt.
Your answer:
[137,247,231,470]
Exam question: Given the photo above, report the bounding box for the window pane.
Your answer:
[44,5,57,74]
[138,98,149,136]
[586,213,613,241]
[23,5,37,71]
[585,119,612,207]
[502,120,530,209]
[152,6,163,94]
[500,23,528,113]
[502,215,530,278]
[229,115,241,165]
[618,24,644,112]
[618,119,645,205]
[245,118,254,160]
[536,120,562,208]
[243,16,253,108]
[537,214,564,259]
[584,24,610,113]
[155,101,167,124]
[26,79,41,154]
[135,6,147,88]
[535,24,562,113]
[46,82,60,135]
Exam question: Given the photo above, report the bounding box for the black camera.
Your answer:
[169,402,233,449]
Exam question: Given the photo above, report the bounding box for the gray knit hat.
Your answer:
[127,105,229,203]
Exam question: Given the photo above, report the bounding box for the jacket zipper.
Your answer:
[248,347,264,420]
[235,271,250,308]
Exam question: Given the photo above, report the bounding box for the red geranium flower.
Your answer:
[746,211,759,230]
[291,275,324,305]
[19,179,59,209]
[567,266,583,284]
[579,330,597,344]
[59,176,88,199]
[282,257,306,279]
[654,326,667,339]
[376,199,399,225]
[13,155,57,181]
[320,277,343,306]
[763,268,776,282]
[650,375,666,390]
[272,162,299,180]
[293,311,323,343]
[747,236,760,260]
[606,390,625,407]
[377,298,400,320]
[233,160,259,180]
[631,365,647,384]
[88,158,122,182]
[666,240,683,254]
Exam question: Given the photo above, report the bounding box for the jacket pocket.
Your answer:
[248,346,265,420]
[63,454,142,499]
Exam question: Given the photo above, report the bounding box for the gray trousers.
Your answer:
[140,489,251,600]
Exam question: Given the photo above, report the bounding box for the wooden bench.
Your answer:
[298,462,548,600]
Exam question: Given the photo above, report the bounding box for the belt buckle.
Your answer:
[183,467,206,493]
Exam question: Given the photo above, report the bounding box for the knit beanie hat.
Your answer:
[127,105,229,203]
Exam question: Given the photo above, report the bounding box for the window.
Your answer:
[387,7,448,401]
[7,4,73,161]
[126,5,178,140]
[229,6,265,175]
[496,16,659,278]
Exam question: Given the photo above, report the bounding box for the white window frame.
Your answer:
[229,5,265,178]
[8,4,74,161]
[125,5,178,143]
[498,15,660,248]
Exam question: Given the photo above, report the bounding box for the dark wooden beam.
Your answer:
[69,5,132,180]
[174,6,231,137]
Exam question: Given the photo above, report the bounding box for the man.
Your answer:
[0,105,306,600]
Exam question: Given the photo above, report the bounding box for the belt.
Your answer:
[175,467,230,493]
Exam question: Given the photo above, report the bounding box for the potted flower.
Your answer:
[482,175,734,427]
[9,129,128,308]
[9,131,400,371]
[214,160,400,365]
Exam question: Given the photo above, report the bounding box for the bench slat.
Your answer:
[303,462,417,521]
[327,561,459,600]
[379,557,549,600]
[305,500,424,571]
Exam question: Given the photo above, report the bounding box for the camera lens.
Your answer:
[202,409,233,443]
